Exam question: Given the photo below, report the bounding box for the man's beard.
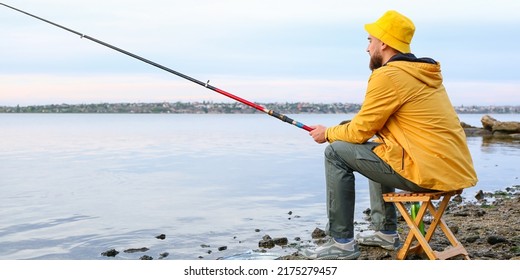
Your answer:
[369,52,383,71]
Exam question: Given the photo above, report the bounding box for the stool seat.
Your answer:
[383,190,470,260]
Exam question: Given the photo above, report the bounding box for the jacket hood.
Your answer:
[385,53,443,88]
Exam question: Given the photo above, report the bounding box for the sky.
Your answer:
[1,0,519,106]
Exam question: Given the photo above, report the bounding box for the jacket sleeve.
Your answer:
[325,70,401,143]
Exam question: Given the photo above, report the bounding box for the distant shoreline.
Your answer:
[1,102,519,114]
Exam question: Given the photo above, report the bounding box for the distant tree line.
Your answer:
[0,102,518,114]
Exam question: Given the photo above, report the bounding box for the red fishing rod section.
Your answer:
[210,86,313,131]
[1,2,314,132]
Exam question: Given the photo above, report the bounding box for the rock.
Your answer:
[481,115,520,134]
[460,121,475,128]
[461,115,520,137]
[481,115,499,131]
[475,209,486,217]
[311,228,326,239]
[139,255,153,260]
[258,239,275,249]
[258,235,288,248]
[506,185,520,193]
[482,251,499,259]
[449,225,459,234]
[452,194,463,203]
[155,234,166,240]
[493,121,520,133]
[487,235,508,245]
[466,236,480,243]
[101,249,119,257]
[159,252,169,259]
[453,211,469,217]
[262,234,272,241]
[475,190,485,200]
[124,247,149,253]
[273,237,288,246]
[463,127,492,136]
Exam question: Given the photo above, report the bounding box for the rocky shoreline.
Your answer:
[99,186,519,260]
[277,186,520,260]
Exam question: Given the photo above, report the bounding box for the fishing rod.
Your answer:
[1,2,314,132]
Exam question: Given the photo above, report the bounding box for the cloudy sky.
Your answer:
[1,0,519,106]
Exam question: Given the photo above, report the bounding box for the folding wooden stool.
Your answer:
[383,190,470,260]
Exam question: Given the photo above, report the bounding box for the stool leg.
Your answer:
[430,194,470,260]
[394,202,414,259]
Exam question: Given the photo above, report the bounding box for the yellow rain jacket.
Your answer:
[325,54,478,191]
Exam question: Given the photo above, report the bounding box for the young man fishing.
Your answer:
[303,10,478,260]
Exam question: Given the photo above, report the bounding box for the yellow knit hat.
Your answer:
[364,10,415,53]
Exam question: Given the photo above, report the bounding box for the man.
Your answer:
[302,10,478,260]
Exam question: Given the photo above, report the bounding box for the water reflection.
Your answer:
[0,215,95,237]
[481,135,520,147]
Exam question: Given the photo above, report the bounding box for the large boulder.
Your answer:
[481,115,499,131]
[493,121,520,133]
[481,115,520,134]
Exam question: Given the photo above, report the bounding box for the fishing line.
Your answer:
[0,2,314,132]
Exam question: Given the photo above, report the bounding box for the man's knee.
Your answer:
[325,141,345,160]
[324,143,335,159]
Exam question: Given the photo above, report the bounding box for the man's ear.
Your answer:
[380,42,389,51]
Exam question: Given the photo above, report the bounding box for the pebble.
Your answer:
[123,247,149,253]
[273,238,288,246]
[159,252,169,259]
[155,234,166,240]
[475,190,485,200]
[487,235,508,245]
[465,236,480,243]
[259,239,275,249]
[101,249,119,257]
[258,235,289,248]
[311,228,326,239]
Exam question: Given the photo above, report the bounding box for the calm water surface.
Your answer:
[0,113,518,260]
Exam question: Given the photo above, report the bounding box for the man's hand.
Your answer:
[309,125,328,144]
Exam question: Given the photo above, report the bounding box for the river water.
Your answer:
[0,113,518,260]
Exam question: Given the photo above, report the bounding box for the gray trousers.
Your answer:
[324,141,432,239]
